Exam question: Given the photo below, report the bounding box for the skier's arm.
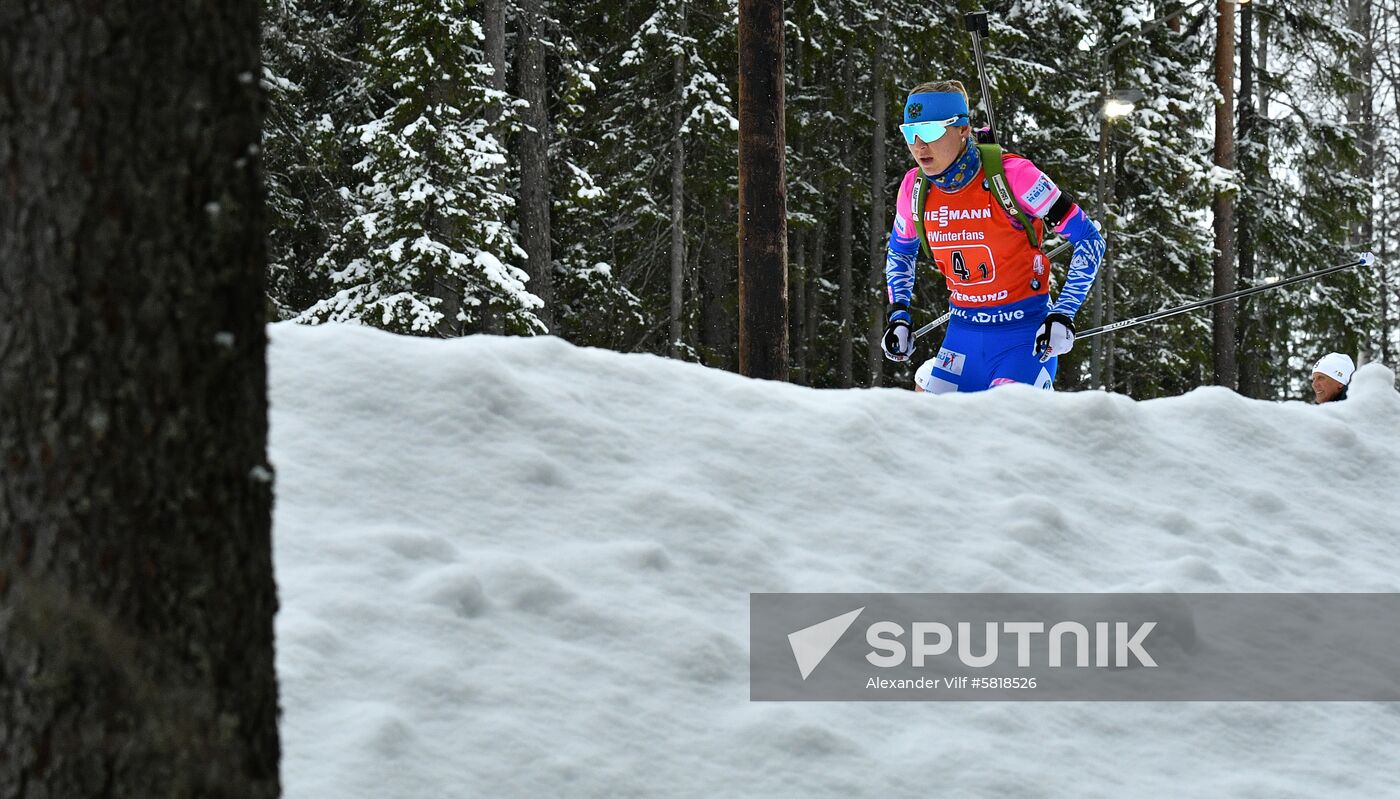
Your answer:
[1003,157,1105,319]
[885,170,922,308]
[1045,204,1104,319]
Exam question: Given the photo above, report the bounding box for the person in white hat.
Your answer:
[1311,352,1355,404]
[914,358,937,393]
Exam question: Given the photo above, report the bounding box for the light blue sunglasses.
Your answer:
[899,116,961,145]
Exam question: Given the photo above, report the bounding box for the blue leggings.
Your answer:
[917,317,1057,393]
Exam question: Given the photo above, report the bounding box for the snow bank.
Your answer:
[269,323,1400,798]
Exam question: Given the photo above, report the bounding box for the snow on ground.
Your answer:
[268,323,1400,798]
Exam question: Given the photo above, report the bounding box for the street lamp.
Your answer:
[1103,97,1136,118]
[1091,88,1144,388]
[1103,88,1145,118]
[1087,0,1211,388]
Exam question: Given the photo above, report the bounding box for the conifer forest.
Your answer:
[262,0,1400,398]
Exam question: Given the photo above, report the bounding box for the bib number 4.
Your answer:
[938,245,996,286]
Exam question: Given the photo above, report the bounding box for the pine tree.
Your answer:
[1245,6,1368,397]
[295,0,542,335]
[262,0,375,319]
[556,0,738,356]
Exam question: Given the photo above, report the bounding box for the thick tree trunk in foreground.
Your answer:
[0,2,280,797]
[737,0,788,379]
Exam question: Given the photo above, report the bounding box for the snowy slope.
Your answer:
[269,323,1400,799]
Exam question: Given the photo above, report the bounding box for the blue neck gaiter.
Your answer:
[929,136,981,192]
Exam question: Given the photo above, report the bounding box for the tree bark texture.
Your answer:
[737,0,788,379]
[517,0,554,329]
[1212,0,1238,389]
[0,2,280,797]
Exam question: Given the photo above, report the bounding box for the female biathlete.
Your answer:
[881,80,1105,393]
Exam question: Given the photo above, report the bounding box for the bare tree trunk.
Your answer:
[1256,2,1276,395]
[838,53,854,387]
[1091,97,1108,388]
[1383,11,1400,366]
[480,0,508,334]
[790,20,806,384]
[1105,146,1118,388]
[517,0,553,330]
[1257,10,1270,118]
[1237,0,1260,397]
[700,225,725,368]
[793,233,808,384]
[1212,0,1238,388]
[702,194,739,371]
[1381,150,1392,365]
[0,2,280,796]
[867,1,889,387]
[807,224,826,382]
[737,0,788,379]
[1349,0,1376,360]
[686,230,701,353]
[838,165,854,387]
[670,1,688,357]
[432,275,464,336]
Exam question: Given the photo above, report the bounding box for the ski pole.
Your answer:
[911,239,1072,342]
[964,10,997,142]
[1077,252,1374,340]
[911,311,953,342]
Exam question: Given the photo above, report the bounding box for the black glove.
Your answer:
[882,305,914,362]
[1033,312,1075,362]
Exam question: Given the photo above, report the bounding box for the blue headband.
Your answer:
[904,91,970,126]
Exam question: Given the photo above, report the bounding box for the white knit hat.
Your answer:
[1312,352,1355,386]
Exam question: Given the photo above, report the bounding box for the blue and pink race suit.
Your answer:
[886,138,1105,393]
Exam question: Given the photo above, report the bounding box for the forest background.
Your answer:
[261,0,1399,398]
